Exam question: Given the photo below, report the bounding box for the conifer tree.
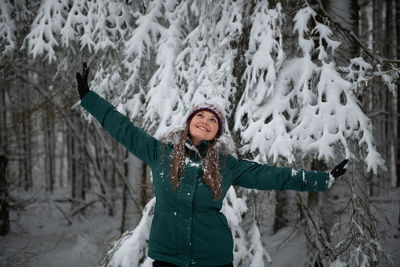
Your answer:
[2,0,398,265]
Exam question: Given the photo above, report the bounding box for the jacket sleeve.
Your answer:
[227,155,329,192]
[80,91,161,167]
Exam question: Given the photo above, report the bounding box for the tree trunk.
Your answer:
[273,191,288,233]
[120,150,129,234]
[44,102,55,192]
[396,0,400,188]
[141,162,148,208]
[18,112,25,188]
[385,0,398,188]
[67,120,72,188]
[93,128,114,216]
[0,74,6,156]
[0,155,9,236]
[120,182,128,234]
[70,115,78,210]
[58,122,66,188]
[359,0,376,196]
[106,141,114,217]
[23,116,33,190]
[372,0,386,195]
[350,0,360,55]
[21,85,33,191]
[80,122,87,201]
[229,0,253,143]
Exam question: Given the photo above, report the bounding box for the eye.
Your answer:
[196,113,204,118]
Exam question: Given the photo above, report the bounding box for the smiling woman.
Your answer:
[189,110,220,145]
[76,63,348,267]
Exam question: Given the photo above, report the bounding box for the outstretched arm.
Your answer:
[76,63,162,167]
[227,156,348,192]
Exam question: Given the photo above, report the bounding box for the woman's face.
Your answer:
[189,110,219,146]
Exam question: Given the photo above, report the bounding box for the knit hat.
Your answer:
[186,101,225,137]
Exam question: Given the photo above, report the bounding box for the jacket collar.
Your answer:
[184,138,209,158]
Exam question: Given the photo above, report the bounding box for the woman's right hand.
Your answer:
[76,62,90,100]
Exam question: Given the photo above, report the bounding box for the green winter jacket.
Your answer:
[81,91,330,267]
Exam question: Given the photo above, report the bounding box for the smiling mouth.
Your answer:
[197,126,209,132]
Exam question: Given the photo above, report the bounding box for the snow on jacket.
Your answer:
[80,91,330,267]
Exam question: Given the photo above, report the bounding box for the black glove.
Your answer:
[76,62,90,99]
[330,159,349,179]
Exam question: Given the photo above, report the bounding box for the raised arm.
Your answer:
[76,63,162,167]
[227,155,331,192]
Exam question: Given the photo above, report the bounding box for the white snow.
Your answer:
[2,1,399,266]
[185,157,201,168]
[2,187,399,266]
[2,189,122,267]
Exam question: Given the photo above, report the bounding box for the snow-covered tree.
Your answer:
[18,0,389,173]
[3,0,398,266]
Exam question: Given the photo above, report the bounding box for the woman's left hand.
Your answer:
[76,62,90,100]
[330,159,349,179]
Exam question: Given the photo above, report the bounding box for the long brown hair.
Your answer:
[170,123,222,200]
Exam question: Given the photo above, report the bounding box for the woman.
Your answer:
[76,63,348,267]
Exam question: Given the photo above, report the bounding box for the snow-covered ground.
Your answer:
[1,188,399,267]
[1,189,121,267]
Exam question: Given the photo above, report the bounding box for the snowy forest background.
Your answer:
[0,0,399,266]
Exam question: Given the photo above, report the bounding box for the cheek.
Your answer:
[188,121,197,134]
[211,124,219,134]
[189,117,198,126]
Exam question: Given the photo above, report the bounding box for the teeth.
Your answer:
[198,126,208,131]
